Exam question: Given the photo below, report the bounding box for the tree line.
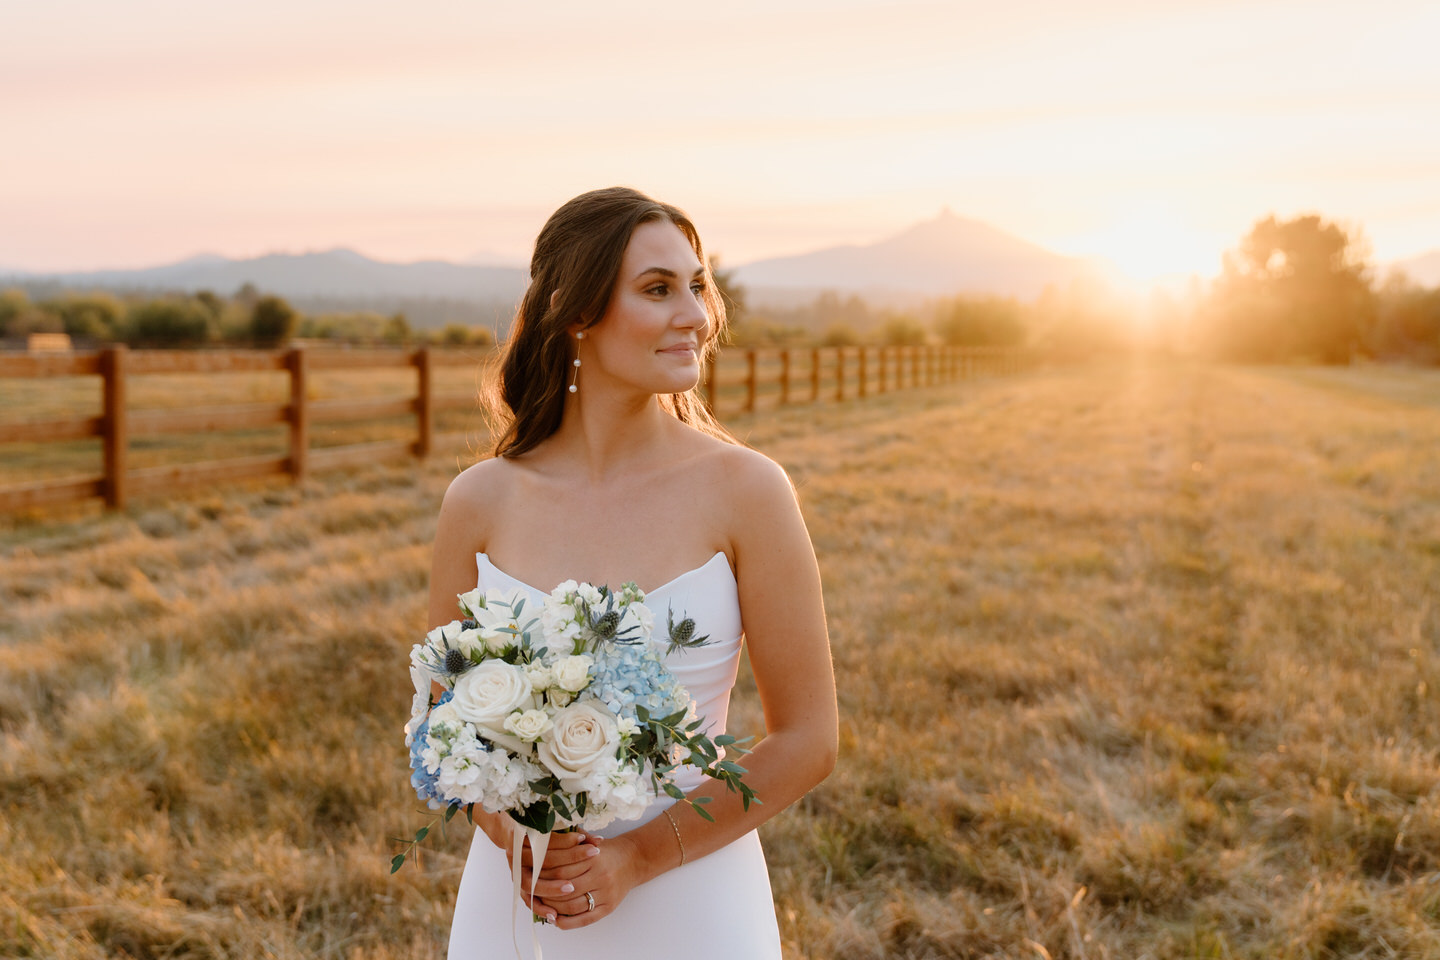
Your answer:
[6,216,1436,364]
[0,283,496,349]
[719,216,1440,365]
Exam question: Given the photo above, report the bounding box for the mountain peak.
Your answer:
[733,210,1090,300]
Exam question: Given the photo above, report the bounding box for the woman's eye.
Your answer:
[690,283,705,296]
[646,284,668,296]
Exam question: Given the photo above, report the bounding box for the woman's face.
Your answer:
[579,219,710,398]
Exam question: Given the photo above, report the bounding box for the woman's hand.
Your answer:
[520,835,643,930]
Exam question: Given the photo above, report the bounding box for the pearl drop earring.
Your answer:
[569,330,584,394]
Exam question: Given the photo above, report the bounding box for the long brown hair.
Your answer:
[484,186,734,459]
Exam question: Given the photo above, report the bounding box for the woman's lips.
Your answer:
[658,344,696,356]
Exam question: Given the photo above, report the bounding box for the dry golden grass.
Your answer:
[2,360,1438,958]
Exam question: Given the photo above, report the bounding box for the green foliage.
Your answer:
[383,313,411,344]
[195,290,224,320]
[1203,214,1375,363]
[298,311,389,342]
[251,295,299,348]
[438,323,495,346]
[47,292,124,341]
[0,287,29,330]
[880,314,927,347]
[123,297,217,347]
[726,317,810,347]
[820,323,860,348]
[934,295,1027,346]
[1,288,62,337]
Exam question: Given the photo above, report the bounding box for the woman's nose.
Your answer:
[678,289,708,329]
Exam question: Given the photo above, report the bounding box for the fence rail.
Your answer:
[0,343,1026,513]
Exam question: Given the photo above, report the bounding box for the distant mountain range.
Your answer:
[733,209,1099,303]
[7,216,1435,319]
[7,248,529,303]
[1,211,1109,317]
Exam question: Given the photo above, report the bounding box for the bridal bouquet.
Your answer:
[393,578,757,873]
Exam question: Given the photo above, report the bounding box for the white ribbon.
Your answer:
[511,825,552,960]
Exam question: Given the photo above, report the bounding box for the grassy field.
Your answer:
[2,361,1438,958]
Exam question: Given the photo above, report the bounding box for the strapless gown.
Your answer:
[446,551,783,959]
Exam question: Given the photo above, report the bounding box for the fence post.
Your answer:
[101,345,128,510]
[415,346,433,458]
[858,347,867,398]
[810,348,820,403]
[704,356,717,413]
[779,350,790,405]
[911,346,920,387]
[835,348,845,402]
[878,347,886,393]
[287,347,309,482]
[744,349,757,413]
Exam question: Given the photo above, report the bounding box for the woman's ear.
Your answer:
[550,289,561,312]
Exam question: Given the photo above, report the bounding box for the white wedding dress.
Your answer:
[446,551,783,959]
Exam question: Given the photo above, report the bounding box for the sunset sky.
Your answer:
[4,0,1438,286]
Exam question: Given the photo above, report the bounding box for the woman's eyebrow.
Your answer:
[632,266,706,281]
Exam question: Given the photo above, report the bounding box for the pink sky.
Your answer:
[3,0,1438,285]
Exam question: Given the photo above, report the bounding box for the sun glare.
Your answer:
[1057,208,1226,290]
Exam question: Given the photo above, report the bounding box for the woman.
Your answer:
[427,187,837,958]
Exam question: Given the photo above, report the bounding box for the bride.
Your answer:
[427,187,837,958]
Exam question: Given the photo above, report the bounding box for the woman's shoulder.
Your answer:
[436,456,524,546]
[673,431,796,521]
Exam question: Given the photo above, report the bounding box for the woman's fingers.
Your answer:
[538,841,602,871]
[510,832,594,869]
[523,857,594,889]
[520,868,587,901]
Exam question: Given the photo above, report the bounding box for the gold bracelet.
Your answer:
[663,808,686,866]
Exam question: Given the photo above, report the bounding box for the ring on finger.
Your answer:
[585,891,596,913]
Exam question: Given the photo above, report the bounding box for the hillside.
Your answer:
[733,209,1096,305]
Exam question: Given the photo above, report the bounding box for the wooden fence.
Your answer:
[0,343,1025,514]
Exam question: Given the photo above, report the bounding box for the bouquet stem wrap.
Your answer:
[511,826,552,960]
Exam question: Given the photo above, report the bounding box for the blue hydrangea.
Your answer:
[409,689,452,807]
[588,642,689,722]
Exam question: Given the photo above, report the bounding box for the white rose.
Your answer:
[547,688,574,708]
[525,662,555,691]
[552,654,593,693]
[453,627,487,658]
[456,587,486,618]
[450,661,533,752]
[537,701,620,791]
[504,708,552,742]
[425,621,462,652]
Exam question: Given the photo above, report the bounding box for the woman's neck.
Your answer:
[549,387,675,484]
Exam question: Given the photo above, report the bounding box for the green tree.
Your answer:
[48,292,124,341]
[935,295,1026,346]
[383,312,412,344]
[251,295,298,348]
[123,298,216,347]
[1205,214,1375,363]
[0,288,59,338]
[820,323,860,348]
[881,313,927,346]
